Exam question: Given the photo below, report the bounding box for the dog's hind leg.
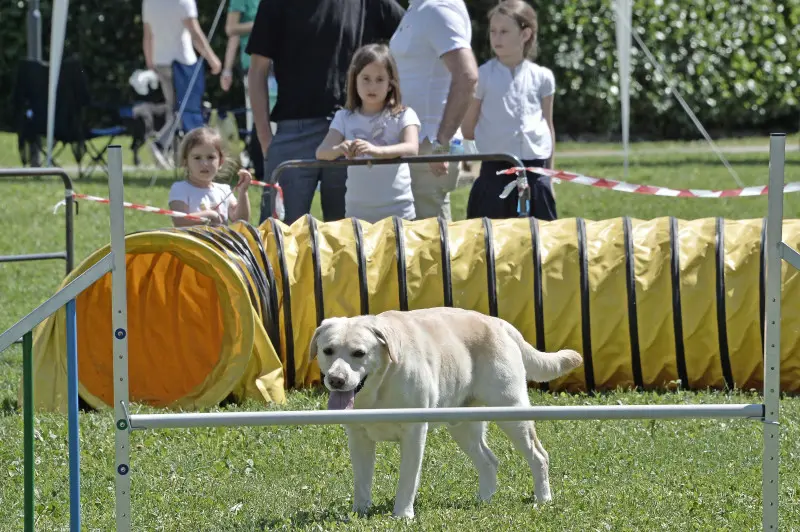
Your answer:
[346,427,376,514]
[447,421,499,502]
[394,422,429,518]
[496,420,551,504]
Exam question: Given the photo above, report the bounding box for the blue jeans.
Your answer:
[260,118,347,224]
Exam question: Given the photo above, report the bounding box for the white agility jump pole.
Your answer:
[114,138,785,531]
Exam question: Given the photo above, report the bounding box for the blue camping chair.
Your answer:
[12,57,128,178]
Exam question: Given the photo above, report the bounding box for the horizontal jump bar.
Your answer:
[129,404,764,430]
[0,252,67,263]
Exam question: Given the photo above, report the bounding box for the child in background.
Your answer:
[316,44,420,223]
[168,127,252,227]
[462,0,557,220]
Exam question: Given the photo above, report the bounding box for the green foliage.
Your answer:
[1,0,797,139]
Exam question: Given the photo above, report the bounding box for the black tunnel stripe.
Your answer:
[529,217,548,392]
[352,218,369,316]
[623,217,644,389]
[183,228,260,313]
[670,217,689,389]
[218,227,272,321]
[482,218,498,317]
[393,216,409,311]
[760,217,767,353]
[576,218,596,391]
[307,215,325,326]
[270,218,295,389]
[240,223,282,355]
[221,226,279,345]
[529,217,546,353]
[223,230,270,313]
[715,217,735,389]
[437,216,453,307]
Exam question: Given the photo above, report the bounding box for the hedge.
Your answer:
[1,0,797,140]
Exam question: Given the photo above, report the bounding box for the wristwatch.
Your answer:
[430,139,450,155]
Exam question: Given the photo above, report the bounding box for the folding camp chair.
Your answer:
[12,57,129,178]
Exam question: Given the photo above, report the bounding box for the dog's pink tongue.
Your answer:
[328,390,355,410]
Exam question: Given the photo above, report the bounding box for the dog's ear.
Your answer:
[369,317,401,364]
[309,322,326,360]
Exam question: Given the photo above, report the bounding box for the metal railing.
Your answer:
[267,152,530,217]
[0,167,75,273]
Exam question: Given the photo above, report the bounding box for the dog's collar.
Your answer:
[355,376,367,395]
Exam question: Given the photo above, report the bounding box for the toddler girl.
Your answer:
[168,126,252,227]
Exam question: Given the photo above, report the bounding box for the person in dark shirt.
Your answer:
[246,0,406,224]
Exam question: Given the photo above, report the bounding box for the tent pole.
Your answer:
[27,0,42,61]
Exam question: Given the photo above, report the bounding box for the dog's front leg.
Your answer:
[393,422,428,519]
[346,426,376,514]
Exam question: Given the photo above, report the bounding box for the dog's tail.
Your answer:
[503,322,583,382]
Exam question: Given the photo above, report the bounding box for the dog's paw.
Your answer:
[477,490,495,503]
[391,507,415,519]
[352,500,372,516]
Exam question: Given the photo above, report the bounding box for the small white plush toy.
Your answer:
[129,69,160,96]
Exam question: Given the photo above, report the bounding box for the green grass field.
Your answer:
[1,134,799,530]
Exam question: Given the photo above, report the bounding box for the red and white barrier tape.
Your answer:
[497,167,800,198]
[53,182,285,221]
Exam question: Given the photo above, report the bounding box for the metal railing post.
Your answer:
[0,168,75,275]
[266,153,528,219]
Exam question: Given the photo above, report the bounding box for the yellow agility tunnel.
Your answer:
[30,216,800,411]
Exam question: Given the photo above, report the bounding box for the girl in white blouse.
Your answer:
[462,0,557,220]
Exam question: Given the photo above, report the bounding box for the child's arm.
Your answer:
[542,94,555,169]
[168,200,222,227]
[461,98,481,141]
[316,129,351,160]
[228,170,252,223]
[351,124,419,159]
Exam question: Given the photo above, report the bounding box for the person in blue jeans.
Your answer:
[246,0,405,224]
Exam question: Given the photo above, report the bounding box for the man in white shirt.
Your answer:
[142,0,222,161]
[389,0,478,221]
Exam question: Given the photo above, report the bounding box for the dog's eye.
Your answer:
[352,349,366,358]
[322,347,333,356]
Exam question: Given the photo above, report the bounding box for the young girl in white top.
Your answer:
[168,126,252,227]
[316,44,420,223]
[462,0,557,220]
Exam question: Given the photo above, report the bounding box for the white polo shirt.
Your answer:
[474,59,555,160]
[389,0,472,142]
[142,0,199,66]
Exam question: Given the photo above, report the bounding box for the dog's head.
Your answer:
[310,316,400,393]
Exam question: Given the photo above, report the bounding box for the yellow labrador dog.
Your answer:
[310,307,582,518]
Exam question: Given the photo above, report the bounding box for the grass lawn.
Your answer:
[1,133,799,530]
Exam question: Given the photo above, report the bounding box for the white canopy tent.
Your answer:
[614,0,632,178]
[45,0,69,166]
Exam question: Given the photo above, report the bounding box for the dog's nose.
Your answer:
[328,375,345,389]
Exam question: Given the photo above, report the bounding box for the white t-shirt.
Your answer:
[142,0,199,66]
[168,180,234,222]
[330,107,421,222]
[389,0,471,142]
[474,59,555,160]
